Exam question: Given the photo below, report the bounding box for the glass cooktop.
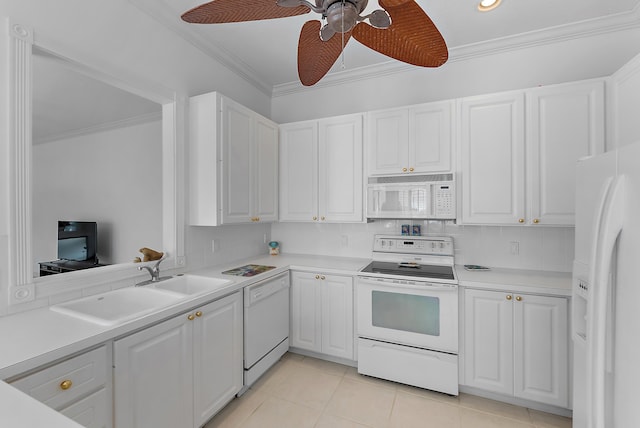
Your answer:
[360,261,455,280]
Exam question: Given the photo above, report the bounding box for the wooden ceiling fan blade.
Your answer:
[352,0,448,67]
[182,0,310,24]
[298,20,352,86]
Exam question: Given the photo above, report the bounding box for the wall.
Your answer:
[0,0,274,314]
[271,221,574,272]
[32,120,163,271]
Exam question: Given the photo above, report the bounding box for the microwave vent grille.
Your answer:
[368,174,453,184]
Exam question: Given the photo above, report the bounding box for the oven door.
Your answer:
[356,276,458,354]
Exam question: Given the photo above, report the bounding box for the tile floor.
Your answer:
[204,353,572,428]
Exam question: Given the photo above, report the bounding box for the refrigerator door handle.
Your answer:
[587,175,625,428]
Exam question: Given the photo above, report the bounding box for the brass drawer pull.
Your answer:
[60,380,73,390]
[515,296,522,302]
[195,311,203,317]
[188,314,195,321]
[506,295,512,301]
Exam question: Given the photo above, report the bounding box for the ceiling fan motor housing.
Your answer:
[325,0,367,33]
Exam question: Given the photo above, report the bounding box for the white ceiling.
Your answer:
[133,0,640,89]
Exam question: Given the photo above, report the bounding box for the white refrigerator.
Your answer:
[573,141,640,427]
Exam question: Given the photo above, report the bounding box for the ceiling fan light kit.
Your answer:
[181,0,448,86]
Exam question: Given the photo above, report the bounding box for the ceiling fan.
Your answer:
[181,0,448,86]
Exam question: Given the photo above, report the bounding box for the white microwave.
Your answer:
[366,176,456,220]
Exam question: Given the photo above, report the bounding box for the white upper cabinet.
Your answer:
[527,80,604,225]
[189,92,278,226]
[279,121,319,222]
[608,52,640,149]
[460,91,526,225]
[367,100,453,176]
[280,114,363,223]
[460,80,604,225]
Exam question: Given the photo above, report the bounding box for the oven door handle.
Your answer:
[357,277,457,292]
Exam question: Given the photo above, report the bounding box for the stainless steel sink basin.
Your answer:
[151,275,232,296]
[50,287,184,326]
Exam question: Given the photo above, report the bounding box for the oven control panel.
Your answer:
[373,235,454,256]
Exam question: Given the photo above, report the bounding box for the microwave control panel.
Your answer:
[432,183,456,218]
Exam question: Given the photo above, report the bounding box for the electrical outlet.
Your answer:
[510,241,519,255]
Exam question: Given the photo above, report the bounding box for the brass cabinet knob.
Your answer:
[533,218,539,224]
[321,216,325,221]
[315,275,320,279]
[518,218,525,223]
[506,295,512,300]
[187,314,195,321]
[59,380,73,390]
[409,167,414,172]
[313,216,318,221]
[255,217,260,222]
[195,311,203,317]
[320,276,326,280]
[402,167,408,172]
[515,296,522,302]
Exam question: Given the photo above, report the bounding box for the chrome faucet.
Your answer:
[136,256,167,285]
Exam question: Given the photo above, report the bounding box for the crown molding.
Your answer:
[273,4,640,97]
[128,0,273,97]
[34,111,162,145]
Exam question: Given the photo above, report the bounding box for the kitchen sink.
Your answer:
[151,275,232,296]
[50,287,184,326]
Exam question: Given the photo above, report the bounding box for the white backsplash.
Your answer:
[271,221,574,273]
[186,223,272,271]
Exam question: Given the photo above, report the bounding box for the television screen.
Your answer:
[58,236,88,261]
[58,221,97,263]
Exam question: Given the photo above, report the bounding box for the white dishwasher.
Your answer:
[243,271,290,389]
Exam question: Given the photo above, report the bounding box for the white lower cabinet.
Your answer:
[10,345,111,428]
[114,292,243,428]
[290,271,354,360]
[463,288,569,408]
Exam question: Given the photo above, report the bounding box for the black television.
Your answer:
[58,221,97,263]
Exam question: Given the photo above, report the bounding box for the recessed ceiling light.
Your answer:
[478,0,502,12]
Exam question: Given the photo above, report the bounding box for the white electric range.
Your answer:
[357,235,459,395]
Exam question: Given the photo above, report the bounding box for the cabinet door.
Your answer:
[59,388,110,428]
[193,292,243,427]
[279,121,319,221]
[409,101,453,173]
[460,92,526,224]
[318,114,363,223]
[114,314,193,428]
[221,97,253,224]
[254,117,279,222]
[513,294,569,407]
[290,272,322,352]
[527,80,605,225]
[321,274,354,360]
[463,289,514,395]
[367,109,409,175]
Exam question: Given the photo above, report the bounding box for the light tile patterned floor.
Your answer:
[205,353,572,428]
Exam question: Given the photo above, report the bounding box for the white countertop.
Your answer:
[0,381,84,428]
[456,264,572,296]
[0,253,569,426]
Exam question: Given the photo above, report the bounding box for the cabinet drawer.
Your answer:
[10,346,108,410]
[60,387,110,428]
